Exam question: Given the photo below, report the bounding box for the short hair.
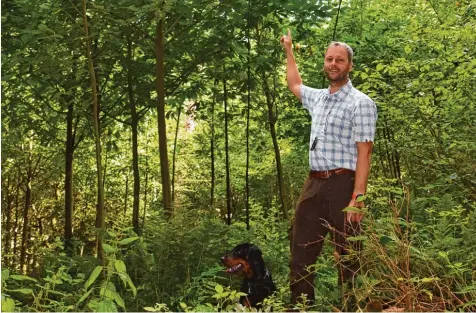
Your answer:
[325,41,354,62]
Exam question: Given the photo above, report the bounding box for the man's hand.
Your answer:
[346,197,365,223]
[280,29,293,53]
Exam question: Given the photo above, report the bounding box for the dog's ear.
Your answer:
[247,245,262,259]
[247,245,266,278]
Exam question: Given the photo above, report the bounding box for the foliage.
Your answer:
[2,0,476,311]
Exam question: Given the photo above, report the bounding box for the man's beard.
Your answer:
[325,71,348,82]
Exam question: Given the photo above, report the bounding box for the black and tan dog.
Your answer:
[221,243,276,309]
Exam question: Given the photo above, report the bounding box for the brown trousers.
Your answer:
[290,172,361,305]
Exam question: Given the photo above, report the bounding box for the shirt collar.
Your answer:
[326,80,353,102]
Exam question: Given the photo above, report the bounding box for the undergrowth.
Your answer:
[2,190,475,312]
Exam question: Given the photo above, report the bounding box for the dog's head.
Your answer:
[221,243,266,278]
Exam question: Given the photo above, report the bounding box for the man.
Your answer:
[280,29,377,307]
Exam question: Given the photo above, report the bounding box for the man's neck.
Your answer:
[329,78,349,94]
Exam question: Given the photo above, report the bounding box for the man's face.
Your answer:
[323,45,353,82]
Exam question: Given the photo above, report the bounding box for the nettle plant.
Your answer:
[76,228,139,311]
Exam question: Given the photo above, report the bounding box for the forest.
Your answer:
[1,0,475,311]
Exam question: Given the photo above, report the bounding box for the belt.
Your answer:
[309,168,354,179]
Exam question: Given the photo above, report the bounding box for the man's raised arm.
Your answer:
[280,29,302,101]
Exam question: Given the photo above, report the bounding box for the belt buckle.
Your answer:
[323,170,330,179]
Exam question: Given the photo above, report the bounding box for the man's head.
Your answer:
[323,42,353,83]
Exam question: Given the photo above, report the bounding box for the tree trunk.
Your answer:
[13,169,21,262]
[172,105,182,203]
[210,80,217,208]
[142,127,150,231]
[124,173,129,214]
[127,36,141,235]
[20,167,32,273]
[64,100,74,255]
[82,0,105,263]
[2,175,13,266]
[245,11,251,230]
[63,0,79,257]
[263,78,288,219]
[224,77,232,225]
[155,18,172,218]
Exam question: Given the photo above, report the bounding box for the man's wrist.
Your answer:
[352,192,365,200]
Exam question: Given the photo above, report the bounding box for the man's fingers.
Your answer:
[287,28,292,40]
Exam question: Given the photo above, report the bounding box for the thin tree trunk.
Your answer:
[127,36,141,235]
[210,80,217,208]
[381,117,395,179]
[13,168,21,262]
[263,79,288,219]
[142,127,149,231]
[376,128,389,178]
[63,0,80,257]
[172,105,182,203]
[224,76,232,225]
[3,175,13,266]
[64,100,74,255]
[245,5,251,230]
[155,18,172,218]
[20,165,32,273]
[82,0,105,263]
[383,118,398,180]
[124,172,129,214]
[390,127,402,180]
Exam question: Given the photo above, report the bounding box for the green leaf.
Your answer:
[215,284,224,294]
[45,289,67,296]
[114,260,127,274]
[379,235,393,246]
[421,277,439,283]
[117,273,137,297]
[10,288,33,295]
[144,307,156,312]
[1,297,15,312]
[376,63,384,71]
[84,266,102,290]
[118,237,139,245]
[1,269,9,281]
[96,299,117,312]
[342,206,364,213]
[9,275,37,283]
[1,75,13,81]
[100,285,117,300]
[114,293,125,309]
[102,243,117,253]
[38,24,55,34]
[107,230,118,238]
[77,288,93,304]
[438,251,448,259]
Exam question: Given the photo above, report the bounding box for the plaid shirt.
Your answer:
[301,80,377,171]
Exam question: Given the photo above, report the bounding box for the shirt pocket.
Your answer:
[327,108,353,140]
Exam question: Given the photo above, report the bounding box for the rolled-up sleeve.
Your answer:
[301,85,322,111]
[353,99,377,142]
